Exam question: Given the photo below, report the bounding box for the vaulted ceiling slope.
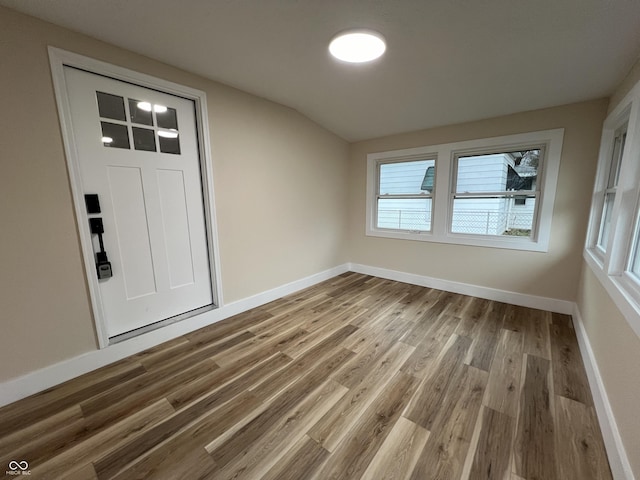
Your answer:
[2,0,640,141]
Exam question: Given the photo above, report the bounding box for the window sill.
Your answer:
[366,228,549,252]
[583,248,640,339]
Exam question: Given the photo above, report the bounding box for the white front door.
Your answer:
[63,66,214,338]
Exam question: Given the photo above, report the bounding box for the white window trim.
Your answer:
[586,116,630,266]
[374,153,439,236]
[375,156,436,233]
[366,129,564,252]
[584,77,640,339]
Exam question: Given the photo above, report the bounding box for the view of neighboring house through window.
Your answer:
[597,124,626,252]
[451,150,540,237]
[377,159,435,231]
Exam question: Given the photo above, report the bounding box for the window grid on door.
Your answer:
[96,91,181,155]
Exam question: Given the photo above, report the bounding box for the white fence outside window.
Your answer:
[378,208,533,234]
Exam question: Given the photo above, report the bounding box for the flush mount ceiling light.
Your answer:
[329,29,386,63]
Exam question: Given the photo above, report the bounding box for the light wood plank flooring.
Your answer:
[0,273,612,479]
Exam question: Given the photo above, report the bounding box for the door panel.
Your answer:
[108,165,157,299]
[63,66,214,338]
[157,169,196,288]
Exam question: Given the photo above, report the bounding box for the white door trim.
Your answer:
[48,47,223,348]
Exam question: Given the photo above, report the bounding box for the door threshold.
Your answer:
[108,304,216,345]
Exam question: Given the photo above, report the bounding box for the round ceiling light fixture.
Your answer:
[329,29,386,63]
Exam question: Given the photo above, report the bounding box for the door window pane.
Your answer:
[159,134,181,155]
[100,122,130,149]
[128,99,154,126]
[96,92,126,121]
[156,107,178,130]
[132,127,156,152]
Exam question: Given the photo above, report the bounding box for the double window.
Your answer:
[585,78,640,334]
[367,129,564,252]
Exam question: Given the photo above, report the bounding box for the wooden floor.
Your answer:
[0,273,612,480]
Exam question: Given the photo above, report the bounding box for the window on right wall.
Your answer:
[585,77,640,336]
[595,124,627,254]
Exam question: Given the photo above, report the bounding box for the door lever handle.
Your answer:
[89,218,113,280]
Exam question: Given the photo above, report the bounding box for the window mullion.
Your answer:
[430,146,450,237]
[377,194,433,200]
[453,191,539,199]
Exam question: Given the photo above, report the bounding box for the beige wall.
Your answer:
[348,100,608,302]
[575,56,640,478]
[0,7,349,382]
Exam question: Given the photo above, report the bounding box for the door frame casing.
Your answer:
[48,47,223,348]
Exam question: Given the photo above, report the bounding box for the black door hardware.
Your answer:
[89,216,112,280]
[84,194,101,214]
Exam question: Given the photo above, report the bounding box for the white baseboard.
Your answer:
[572,304,635,480]
[0,263,350,408]
[348,263,574,314]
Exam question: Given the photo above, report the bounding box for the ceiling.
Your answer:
[3,0,640,141]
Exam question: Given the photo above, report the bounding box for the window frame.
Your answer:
[590,122,628,259]
[449,147,544,239]
[584,77,640,339]
[374,155,437,234]
[366,129,564,252]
